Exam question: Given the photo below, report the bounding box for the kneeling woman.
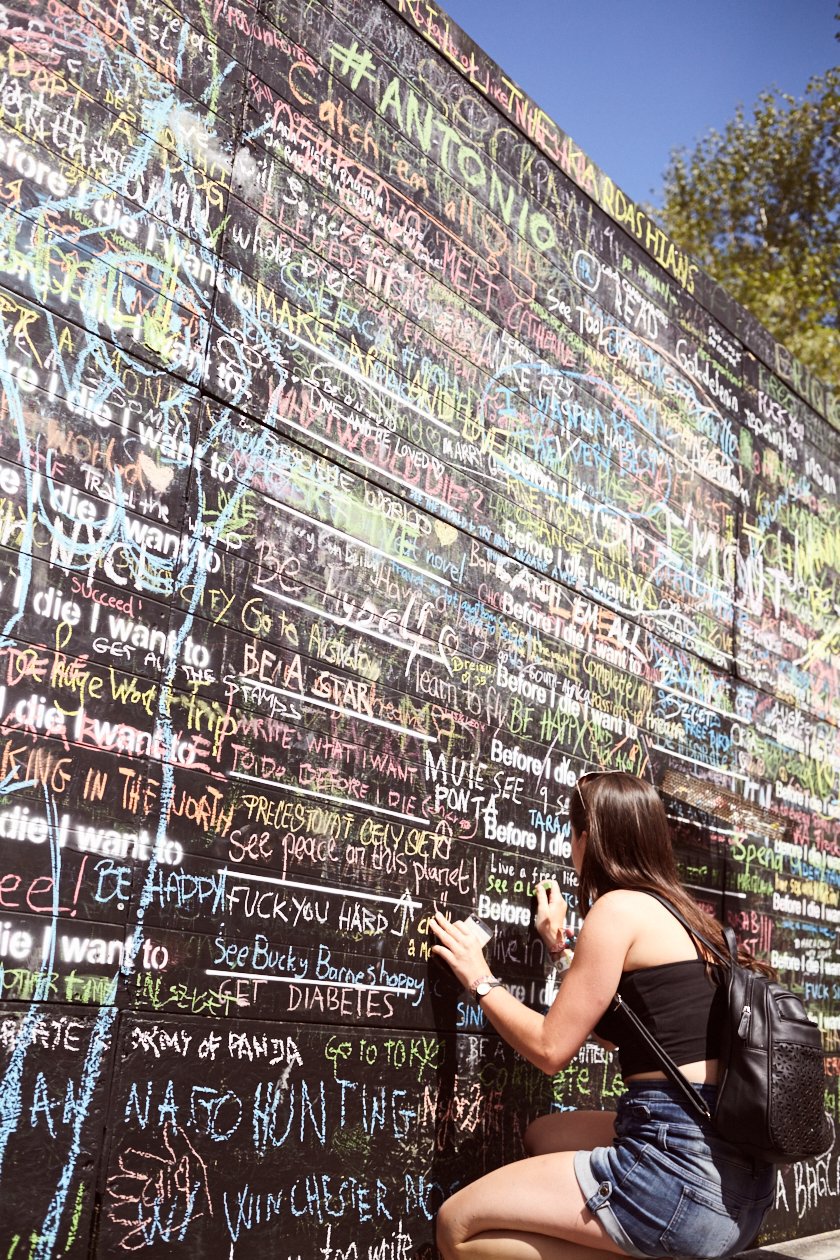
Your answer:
[429,771,774,1260]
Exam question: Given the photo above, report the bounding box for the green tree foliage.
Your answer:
[659,65,840,395]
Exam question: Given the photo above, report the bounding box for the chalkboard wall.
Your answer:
[0,0,837,1254]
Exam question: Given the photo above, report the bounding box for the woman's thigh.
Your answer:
[525,1110,616,1156]
[436,1151,628,1255]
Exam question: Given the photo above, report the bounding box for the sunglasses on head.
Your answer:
[573,769,626,806]
[575,769,626,787]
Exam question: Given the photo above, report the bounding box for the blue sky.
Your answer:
[440,0,838,207]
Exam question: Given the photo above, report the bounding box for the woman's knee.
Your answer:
[524,1109,615,1156]
[523,1112,550,1155]
[524,1110,575,1155]
[435,1196,462,1258]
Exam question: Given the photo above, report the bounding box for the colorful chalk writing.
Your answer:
[0,0,836,1253]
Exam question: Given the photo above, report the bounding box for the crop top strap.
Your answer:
[636,890,729,967]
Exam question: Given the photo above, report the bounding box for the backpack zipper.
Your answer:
[740,967,760,1038]
[737,974,755,1040]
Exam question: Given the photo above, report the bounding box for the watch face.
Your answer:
[476,981,496,997]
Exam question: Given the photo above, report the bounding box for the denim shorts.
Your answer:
[573,1083,775,1259]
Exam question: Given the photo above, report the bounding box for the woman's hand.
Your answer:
[429,912,490,990]
[534,879,569,954]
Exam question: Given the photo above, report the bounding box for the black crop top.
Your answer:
[594,959,726,1078]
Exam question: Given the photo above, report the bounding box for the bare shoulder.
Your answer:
[592,890,699,968]
[580,891,697,972]
[581,890,665,953]
[578,890,648,949]
[586,889,653,923]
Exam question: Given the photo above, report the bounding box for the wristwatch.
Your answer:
[471,975,505,1001]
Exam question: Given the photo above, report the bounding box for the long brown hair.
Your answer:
[571,772,773,974]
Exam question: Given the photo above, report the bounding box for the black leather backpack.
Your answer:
[612,892,834,1164]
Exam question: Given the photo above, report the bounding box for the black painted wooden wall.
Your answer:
[0,0,837,1254]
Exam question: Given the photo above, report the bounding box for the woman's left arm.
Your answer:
[430,895,634,1074]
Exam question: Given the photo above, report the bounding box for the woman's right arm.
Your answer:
[433,892,635,1074]
[504,894,632,1072]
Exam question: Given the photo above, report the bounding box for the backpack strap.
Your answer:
[637,890,734,968]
